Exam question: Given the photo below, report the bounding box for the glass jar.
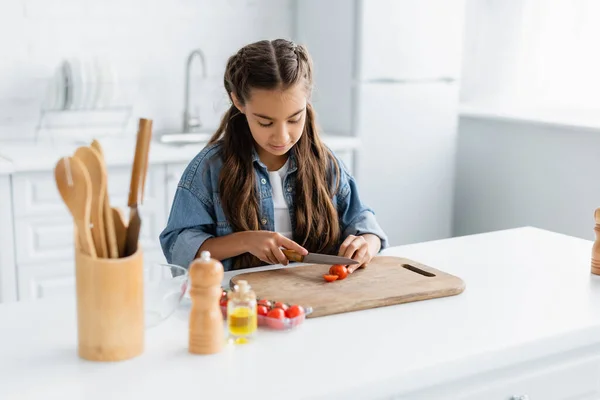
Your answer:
[226,280,257,343]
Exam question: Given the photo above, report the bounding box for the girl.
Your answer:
[160,39,388,272]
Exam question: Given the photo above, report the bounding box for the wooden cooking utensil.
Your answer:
[112,207,128,258]
[54,156,96,258]
[74,146,108,258]
[90,140,119,259]
[124,118,153,257]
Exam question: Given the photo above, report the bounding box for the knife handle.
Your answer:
[128,118,152,207]
[282,249,304,262]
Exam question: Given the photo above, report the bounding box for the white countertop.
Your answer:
[0,134,361,173]
[459,102,600,132]
[1,227,600,399]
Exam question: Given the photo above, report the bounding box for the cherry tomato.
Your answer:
[257,299,272,308]
[285,305,305,319]
[257,305,269,316]
[323,274,339,282]
[219,296,228,307]
[265,308,286,329]
[267,308,285,319]
[273,301,288,311]
[329,265,348,280]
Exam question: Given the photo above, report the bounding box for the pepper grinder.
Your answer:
[188,250,224,354]
[592,208,600,276]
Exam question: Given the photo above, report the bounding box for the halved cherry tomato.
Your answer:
[257,305,269,316]
[285,305,305,319]
[323,274,339,282]
[329,264,348,280]
[273,301,288,311]
[257,299,271,308]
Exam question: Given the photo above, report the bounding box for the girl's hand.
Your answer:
[241,231,308,265]
[338,234,381,273]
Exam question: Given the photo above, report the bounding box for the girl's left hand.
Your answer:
[338,234,380,273]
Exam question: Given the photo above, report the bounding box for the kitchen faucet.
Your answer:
[183,48,207,133]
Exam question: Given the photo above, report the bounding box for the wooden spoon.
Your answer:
[54,156,96,258]
[90,140,119,259]
[74,146,108,258]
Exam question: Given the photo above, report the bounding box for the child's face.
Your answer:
[234,83,307,168]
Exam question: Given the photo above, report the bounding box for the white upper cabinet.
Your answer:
[357,0,466,81]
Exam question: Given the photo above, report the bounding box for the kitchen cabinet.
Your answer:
[11,165,167,301]
[165,162,188,215]
[402,350,600,400]
[0,174,17,303]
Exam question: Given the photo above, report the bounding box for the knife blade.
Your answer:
[282,250,359,265]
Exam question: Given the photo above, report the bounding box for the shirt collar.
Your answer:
[252,145,298,174]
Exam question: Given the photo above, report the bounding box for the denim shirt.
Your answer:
[159,141,388,271]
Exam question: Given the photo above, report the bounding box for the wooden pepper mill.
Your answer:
[592,208,600,275]
[188,250,225,354]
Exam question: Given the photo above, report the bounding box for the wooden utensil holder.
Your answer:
[74,241,144,361]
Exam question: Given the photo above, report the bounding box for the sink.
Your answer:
[156,130,215,146]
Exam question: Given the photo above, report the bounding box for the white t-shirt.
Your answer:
[267,160,293,239]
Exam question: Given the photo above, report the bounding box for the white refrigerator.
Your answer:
[295,0,466,246]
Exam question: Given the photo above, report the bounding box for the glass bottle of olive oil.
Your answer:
[227,280,257,343]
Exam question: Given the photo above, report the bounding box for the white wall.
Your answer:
[0,0,294,141]
[453,116,600,241]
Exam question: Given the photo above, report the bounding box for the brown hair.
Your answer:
[208,39,340,268]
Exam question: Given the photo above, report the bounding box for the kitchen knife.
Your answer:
[124,118,153,257]
[282,250,359,265]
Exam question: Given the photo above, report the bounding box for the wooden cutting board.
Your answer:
[230,256,466,318]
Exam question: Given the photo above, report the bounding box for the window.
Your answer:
[461,0,600,111]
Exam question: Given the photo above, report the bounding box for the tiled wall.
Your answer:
[0,0,294,142]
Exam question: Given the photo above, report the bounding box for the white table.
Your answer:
[2,227,600,400]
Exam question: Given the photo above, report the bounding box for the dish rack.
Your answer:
[35,58,135,144]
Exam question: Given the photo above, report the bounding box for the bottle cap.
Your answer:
[234,280,251,293]
[199,250,211,262]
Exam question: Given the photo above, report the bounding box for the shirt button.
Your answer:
[286,186,292,192]
[261,218,267,225]
[261,178,267,184]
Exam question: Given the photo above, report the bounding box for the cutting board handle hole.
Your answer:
[403,264,435,277]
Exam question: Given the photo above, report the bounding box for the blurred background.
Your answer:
[1,0,599,301]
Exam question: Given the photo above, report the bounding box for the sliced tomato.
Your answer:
[329,265,348,280]
[323,274,339,282]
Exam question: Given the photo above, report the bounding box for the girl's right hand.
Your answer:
[241,231,307,265]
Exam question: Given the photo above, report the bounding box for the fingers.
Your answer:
[338,235,356,258]
[272,247,289,266]
[265,249,279,265]
[340,236,363,260]
[348,245,369,273]
[280,235,308,255]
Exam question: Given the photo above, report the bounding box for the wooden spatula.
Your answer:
[90,140,119,259]
[54,156,96,258]
[74,146,108,258]
[124,118,153,257]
